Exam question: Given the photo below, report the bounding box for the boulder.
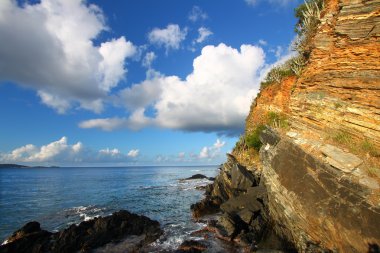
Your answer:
[0,222,52,253]
[231,164,258,191]
[191,197,222,220]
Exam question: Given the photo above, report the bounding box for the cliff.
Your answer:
[193,0,380,252]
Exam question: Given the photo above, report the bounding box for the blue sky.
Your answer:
[0,0,301,166]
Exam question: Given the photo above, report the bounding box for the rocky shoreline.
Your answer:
[189,153,296,253]
[0,210,162,253]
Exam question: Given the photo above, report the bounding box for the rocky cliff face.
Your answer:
[290,0,380,148]
[260,128,380,252]
[193,0,380,252]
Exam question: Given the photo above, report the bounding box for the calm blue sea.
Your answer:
[0,166,218,250]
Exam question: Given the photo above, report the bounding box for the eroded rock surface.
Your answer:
[260,128,380,252]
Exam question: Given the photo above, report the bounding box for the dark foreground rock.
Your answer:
[190,153,296,252]
[0,210,162,253]
[180,174,214,181]
[175,240,207,253]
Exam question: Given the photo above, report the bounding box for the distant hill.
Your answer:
[0,164,59,168]
[0,164,30,168]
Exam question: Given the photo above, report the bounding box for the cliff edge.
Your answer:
[193,0,380,252]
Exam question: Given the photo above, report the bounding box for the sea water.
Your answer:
[0,166,218,250]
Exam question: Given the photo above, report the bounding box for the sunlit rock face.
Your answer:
[290,0,380,148]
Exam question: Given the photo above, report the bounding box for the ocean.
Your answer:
[0,166,219,251]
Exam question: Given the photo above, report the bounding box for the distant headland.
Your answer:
[0,164,59,168]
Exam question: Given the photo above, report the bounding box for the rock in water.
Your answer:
[0,210,162,253]
[180,174,214,181]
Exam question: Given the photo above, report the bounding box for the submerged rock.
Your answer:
[0,210,162,253]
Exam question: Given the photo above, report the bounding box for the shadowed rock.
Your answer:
[0,210,162,253]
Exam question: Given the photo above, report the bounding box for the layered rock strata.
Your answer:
[260,128,380,252]
[290,0,380,147]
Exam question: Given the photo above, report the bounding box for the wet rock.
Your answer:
[0,222,52,253]
[181,174,212,181]
[176,240,207,253]
[0,210,162,253]
[216,216,236,238]
[191,197,222,220]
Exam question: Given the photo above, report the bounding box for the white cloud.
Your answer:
[98,37,137,92]
[188,6,208,22]
[199,147,209,159]
[178,152,186,158]
[199,138,226,159]
[195,27,213,43]
[142,52,156,68]
[80,43,266,136]
[0,137,82,163]
[213,139,226,149]
[127,149,139,158]
[99,148,121,156]
[258,39,267,46]
[148,24,187,52]
[0,137,138,164]
[0,0,136,113]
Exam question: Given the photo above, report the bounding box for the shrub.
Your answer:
[246,125,266,151]
[294,0,324,57]
[267,111,289,129]
[260,59,295,90]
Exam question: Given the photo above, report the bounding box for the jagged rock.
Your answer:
[176,240,207,253]
[191,197,222,220]
[237,209,255,226]
[231,164,257,191]
[217,216,236,238]
[260,130,380,252]
[0,222,52,253]
[0,210,162,253]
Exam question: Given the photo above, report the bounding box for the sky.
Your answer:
[0,0,301,166]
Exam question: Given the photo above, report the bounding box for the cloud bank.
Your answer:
[0,0,136,113]
[0,137,139,165]
[80,43,266,136]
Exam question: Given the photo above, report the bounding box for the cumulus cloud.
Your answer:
[195,27,213,43]
[0,137,82,163]
[99,148,121,156]
[127,149,139,158]
[0,0,136,113]
[188,6,208,22]
[199,139,226,159]
[0,137,139,165]
[80,43,266,136]
[148,24,187,52]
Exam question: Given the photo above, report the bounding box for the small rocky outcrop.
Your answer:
[180,174,214,181]
[0,210,162,253]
